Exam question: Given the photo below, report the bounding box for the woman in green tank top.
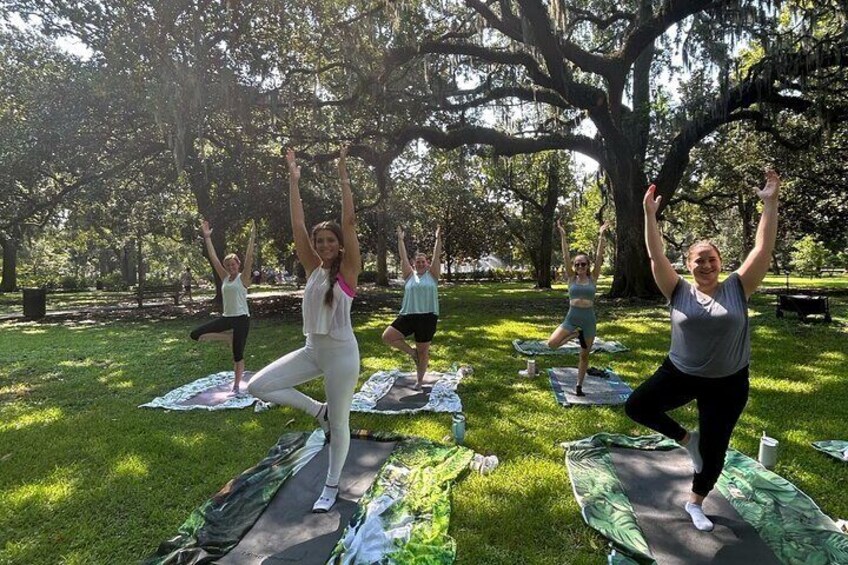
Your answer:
[382,225,442,390]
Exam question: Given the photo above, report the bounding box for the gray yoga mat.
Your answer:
[373,372,441,411]
[176,371,256,407]
[217,438,397,564]
[608,447,781,565]
[548,367,632,407]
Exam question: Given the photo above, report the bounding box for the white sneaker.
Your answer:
[312,484,339,513]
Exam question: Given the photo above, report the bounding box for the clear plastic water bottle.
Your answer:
[451,412,466,444]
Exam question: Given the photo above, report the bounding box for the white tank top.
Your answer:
[222,275,250,317]
[302,267,355,340]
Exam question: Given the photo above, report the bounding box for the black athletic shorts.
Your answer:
[390,313,438,343]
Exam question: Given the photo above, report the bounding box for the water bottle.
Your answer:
[451,412,466,444]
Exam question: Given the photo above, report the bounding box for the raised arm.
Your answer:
[592,221,610,281]
[337,145,361,286]
[429,225,442,279]
[557,218,574,280]
[201,220,228,281]
[397,226,413,279]
[736,170,780,299]
[240,221,257,288]
[643,185,679,300]
[287,149,320,275]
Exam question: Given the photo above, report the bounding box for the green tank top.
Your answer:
[400,271,439,316]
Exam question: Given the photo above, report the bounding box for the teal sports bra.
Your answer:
[568,278,596,302]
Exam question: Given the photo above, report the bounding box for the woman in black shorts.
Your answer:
[382,225,442,390]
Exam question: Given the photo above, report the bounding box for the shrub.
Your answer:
[59,275,88,291]
[99,272,129,291]
[791,236,829,277]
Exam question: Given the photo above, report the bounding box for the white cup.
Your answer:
[758,434,779,468]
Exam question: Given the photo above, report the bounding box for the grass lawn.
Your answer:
[1,279,846,564]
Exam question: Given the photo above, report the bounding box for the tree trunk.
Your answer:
[182,142,224,304]
[0,235,18,292]
[608,165,660,298]
[375,165,389,286]
[205,228,226,304]
[137,236,145,286]
[535,161,560,289]
[738,192,755,264]
[121,241,138,285]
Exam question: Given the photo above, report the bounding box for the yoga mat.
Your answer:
[146,431,475,565]
[609,447,780,565]
[374,372,441,411]
[548,367,632,407]
[812,440,848,462]
[512,337,629,356]
[564,434,848,564]
[217,438,396,564]
[140,371,269,411]
[176,371,256,407]
[351,367,468,414]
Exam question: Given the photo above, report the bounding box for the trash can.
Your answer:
[23,288,47,320]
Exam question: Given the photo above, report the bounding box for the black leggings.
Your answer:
[624,357,749,497]
[190,315,250,362]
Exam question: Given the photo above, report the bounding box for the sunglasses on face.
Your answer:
[574,262,588,267]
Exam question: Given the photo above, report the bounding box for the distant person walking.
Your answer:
[180,267,193,302]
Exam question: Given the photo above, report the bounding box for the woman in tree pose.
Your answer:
[625,171,780,532]
[381,225,442,390]
[190,220,256,394]
[248,146,361,513]
[546,220,610,396]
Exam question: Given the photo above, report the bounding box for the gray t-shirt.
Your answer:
[668,273,750,378]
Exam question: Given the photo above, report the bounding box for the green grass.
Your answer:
[1,281,846,564]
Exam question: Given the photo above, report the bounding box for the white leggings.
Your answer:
[247,333,360,485]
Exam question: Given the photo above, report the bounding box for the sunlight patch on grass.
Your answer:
[0,382,32,400]
[6,466,79,509]
[112,454,149,478]
[171,432,210,448]
[103,379,134,389]
[750,377,816,394]
[21,328,48,335]
[0,406,64,431]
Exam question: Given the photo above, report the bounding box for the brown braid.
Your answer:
[311,221,345,306]
[325,253,342,306]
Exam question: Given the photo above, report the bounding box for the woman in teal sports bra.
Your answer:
[546,219,610,396]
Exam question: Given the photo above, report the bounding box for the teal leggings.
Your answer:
[560,306,596,342]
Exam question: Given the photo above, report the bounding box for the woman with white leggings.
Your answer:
[248,145,361,513]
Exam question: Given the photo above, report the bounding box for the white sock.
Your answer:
[684,431,703,473]
[312,484,339,513]
[685,502,714,532]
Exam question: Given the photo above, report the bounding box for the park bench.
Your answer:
[776,293,832,323]
[821,268,845,277]
[136,283,181,307]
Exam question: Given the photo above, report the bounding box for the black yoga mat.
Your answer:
[373,372,441,411]
[217,438,397,564]
[608,447,780,565]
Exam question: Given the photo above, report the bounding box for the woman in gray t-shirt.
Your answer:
[625,170,780,533]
